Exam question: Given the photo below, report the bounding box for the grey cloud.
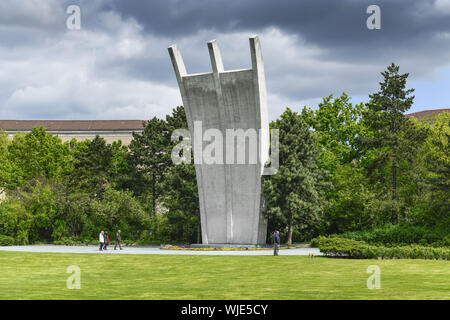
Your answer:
[0,0,449,122]
[110,0,450,50]
[109,0,450,84]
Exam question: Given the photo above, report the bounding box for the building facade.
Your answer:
[405,108,449,119]
[0,120,145,145]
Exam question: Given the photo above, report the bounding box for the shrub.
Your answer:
[87,187,150,241]
[53,237,98,246]
[317,236,369,258]
[0,198,32,245]
[310,237,320,248]
[136,231,162,245]
[0,234,15,246]
[317,236,450,260]
[337,224,446,246]
[121,239,136,246]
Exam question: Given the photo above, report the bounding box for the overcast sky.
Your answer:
[0,0,449,120]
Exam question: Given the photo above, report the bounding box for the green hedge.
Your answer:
[0,235,15,246]
[337,224,449,247]
[317,236,450,260]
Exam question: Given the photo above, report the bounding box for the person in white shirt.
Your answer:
[99,231,104,251]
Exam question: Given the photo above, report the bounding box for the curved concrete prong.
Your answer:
[207,40,224,74]
[249,35,263,73]
[168,44,187,85]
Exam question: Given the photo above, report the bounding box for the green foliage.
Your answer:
[302,93,366,166]
[0,130,8,152]
[412,113,450,225]
[110,140,135,190]
[1,127,72,190]
[58,192,90,238]
[323,162,378,233]
[0,131,10,187]
[309,237,320,248]
[87,187,150,240]
[129,117,171,213]
[317,236,450,260]
[359,63,428,224]
[70,136,113,195]
[0,234,14,246]
[0,198,30,244]
[21,181,60,243]
[0,93,447,249]
[337,224,447,246]
[164,106,199,240]
[301,95,376,234]
[162,163,200,243]
[133,106,200,243]
[263,108,329,244]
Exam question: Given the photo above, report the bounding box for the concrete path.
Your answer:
[0,245,322,256]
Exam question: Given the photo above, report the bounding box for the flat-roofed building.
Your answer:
[405,108,449,119]
[0,120,145,145]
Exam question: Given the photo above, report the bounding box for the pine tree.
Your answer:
[128,117,171,214]
[162,106,201,243]
[71,136,113,197]
[360,63,427,225]
[263,108,328,245]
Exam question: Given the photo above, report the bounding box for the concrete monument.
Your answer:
[168,36,269,245]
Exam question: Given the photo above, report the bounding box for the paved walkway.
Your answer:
[0,245,322,256]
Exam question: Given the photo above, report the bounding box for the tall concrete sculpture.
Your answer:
[168,36,269,245]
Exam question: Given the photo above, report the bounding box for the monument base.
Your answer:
[190,243,269,249]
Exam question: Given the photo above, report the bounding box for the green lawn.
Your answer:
[0,251,448,299]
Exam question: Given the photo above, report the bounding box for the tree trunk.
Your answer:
[392,160,398,225]
[287,210,294,245]
[152,173,157,215]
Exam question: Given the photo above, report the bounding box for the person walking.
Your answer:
[99,231,104,251]
[104,231,110,250]
[273,231,280,256]
[114,230,122,250]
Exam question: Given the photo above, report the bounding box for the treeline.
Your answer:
[0,106,199,245]
[0,64,448,246]
[264,64,449,244]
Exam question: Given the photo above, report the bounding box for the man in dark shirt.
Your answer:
[114,230,122,250]
[274,231,280,256]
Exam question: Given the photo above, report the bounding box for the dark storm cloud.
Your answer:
[111,0,450,54]
[1,0,449,121]
[106,0,450,109]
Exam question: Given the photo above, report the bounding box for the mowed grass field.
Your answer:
[0,251,449,299]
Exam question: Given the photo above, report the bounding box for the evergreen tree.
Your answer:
[109,140,134,191]
[360,63,427,224]
[128,117,171,214]
[263,108,328,244]
[70,136,113,197]
[162,106,201,243]
[162,163,200,243]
